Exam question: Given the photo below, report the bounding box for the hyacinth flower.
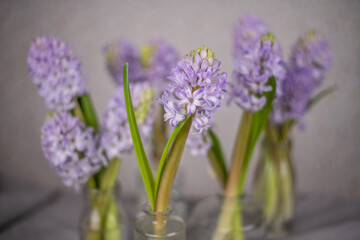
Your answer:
[140,39,179,162]
[41,112,105,191]
[186,15,283,191]
[254,30,334,234]
[28,36,124,240]
[233,14,269,65]
[123,46,227,237]
[27,36,113,187]
[103,39,145,85]
[100,82,155,160]
[203,33,282,240]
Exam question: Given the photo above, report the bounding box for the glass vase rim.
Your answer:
[141,200,176,216]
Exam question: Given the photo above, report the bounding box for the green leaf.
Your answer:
[123,62,155,210]
[154,115,189,198]
[155,115,194,212]
[99,158,121,189]
[307,84,337,111]
[237,76,277,194]
[78,94,99,131]
[208,129,228,189]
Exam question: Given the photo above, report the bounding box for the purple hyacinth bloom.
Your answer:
[159,46,228,134]
[290,30,331,86]
[27,36,87,111]
[100,82,155,159]
[271,67,314,123]
[186,132,211,156]
[103,39,145,84]
[229,34,286,112]
[41,112,105,190]
[140,39,179,88]
[233,14,269,65]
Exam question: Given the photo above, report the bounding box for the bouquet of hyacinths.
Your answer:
[27,36,156,240]
[123,46,228,239]
[254,30,334,235]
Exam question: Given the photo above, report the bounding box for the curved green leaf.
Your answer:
[208,129,228,189]
[155,115,194,212]
[123,63,155,210]
[99,157,121,189]
[154,115,189,198]
[307,84,337,111]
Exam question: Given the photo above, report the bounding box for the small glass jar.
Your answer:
[253,138,295,237]
[136,170,187,220]
[135,202,186,240]
[80,185,128,240]
[188,194,265,240]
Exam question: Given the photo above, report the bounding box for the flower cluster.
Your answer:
[271,67,314,123]
[271,30,332,123]
[100,82,155,159]
[229,33,286,112]
[233,14,269,64]
[27,36,86,111]
[41,112,105,190]
[104,39,145,84]
[159,46,228,134]
[140,39,178,87]
[290,30,332,86]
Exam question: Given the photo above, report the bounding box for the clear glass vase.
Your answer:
[134,202,186,240]
[136,170,187,220]
[80,185,128,240]
[188,194,265,240]
[253,138,295,237]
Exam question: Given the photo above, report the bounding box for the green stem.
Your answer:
[152,106,168,162]
[225,112,253,197]
[211,197,245,240]
[208,129,228,190]
[78,94,99,131]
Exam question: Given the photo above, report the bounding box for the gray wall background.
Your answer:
[1,0,359,199]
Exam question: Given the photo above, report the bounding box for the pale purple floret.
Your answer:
[229,37,286,112]
[290,30,332,86]
[141,39,179,88]
[100,83,155,159]
[158,47,228,134]
[41,112,105,191]
[271,67,314,123]
[103,39,145,84]
[186,132,211,156]
[233,14,269,65]
[27,36,86,111]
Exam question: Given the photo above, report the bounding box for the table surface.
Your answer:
[0,187,360,240]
